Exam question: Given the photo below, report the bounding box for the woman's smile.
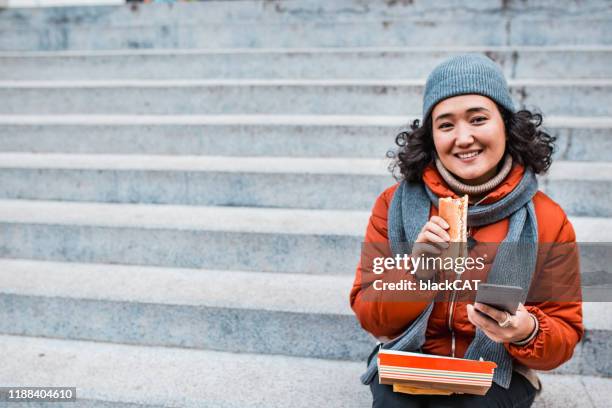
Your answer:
[454,149,483,162]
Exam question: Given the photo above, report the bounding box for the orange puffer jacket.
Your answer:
[349,162,584,371]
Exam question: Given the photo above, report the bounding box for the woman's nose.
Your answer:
[455,122,475,146]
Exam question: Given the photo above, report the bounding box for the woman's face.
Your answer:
[431,94,506,185]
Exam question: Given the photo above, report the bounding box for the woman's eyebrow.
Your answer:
[466,107,491,114]
[434,107,490,122]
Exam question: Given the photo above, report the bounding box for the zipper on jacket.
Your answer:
[447,288,457,357]
[447,239,469,358]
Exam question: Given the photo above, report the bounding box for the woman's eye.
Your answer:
[439,123,453,129]
[471,116,487,124]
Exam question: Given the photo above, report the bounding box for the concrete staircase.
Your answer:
[0,1,611,407]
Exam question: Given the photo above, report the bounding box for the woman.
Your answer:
[349,54,583,407]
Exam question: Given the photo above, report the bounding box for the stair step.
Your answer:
[0,154,609,216]
[0,199,610,274]
[2,0,611,26]
[1,1,611,50]
[1,47,612,79]
[1,79,611,116]
[0,115,610,161]
[0,258,371,361]
[0,334,609,407]
[0,258,609,376]
[0,333,370,408]
[0,199,364,273]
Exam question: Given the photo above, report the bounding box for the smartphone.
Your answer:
[475,283,523,315]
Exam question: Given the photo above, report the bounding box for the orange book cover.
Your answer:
[378,350,497,396]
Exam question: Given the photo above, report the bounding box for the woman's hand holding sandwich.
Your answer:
[411,216,451,280]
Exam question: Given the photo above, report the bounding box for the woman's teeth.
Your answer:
[456,150,481,159]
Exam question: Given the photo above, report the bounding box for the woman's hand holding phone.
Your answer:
[467,302,537,344]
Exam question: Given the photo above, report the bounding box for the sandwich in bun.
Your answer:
[438,195,468,261]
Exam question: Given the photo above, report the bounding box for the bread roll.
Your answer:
[438,195,468,260]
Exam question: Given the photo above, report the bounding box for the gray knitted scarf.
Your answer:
[360,167,539,389]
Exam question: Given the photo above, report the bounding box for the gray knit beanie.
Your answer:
[422,54,515,121]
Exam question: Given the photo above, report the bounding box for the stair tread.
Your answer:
[0,153,610,179]
[0,333,609,408]
[2,44,612,58]
[0,258,609,330]
[0,199,610,241]
[0,333,370,408]
[0,153,389,175]
[2,78,612,87]
[0,258,353,315]
[1,114,611,128]
[0,199,369,236]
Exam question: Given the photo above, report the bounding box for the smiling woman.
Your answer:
[350,54,583,408]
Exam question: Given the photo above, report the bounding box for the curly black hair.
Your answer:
[387,104,557,182]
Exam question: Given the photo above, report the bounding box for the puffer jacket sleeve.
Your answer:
[504,211,584,370]
[349,185,437,339]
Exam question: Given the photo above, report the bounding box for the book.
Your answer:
[393,383,454,396]
[377,349,497,396]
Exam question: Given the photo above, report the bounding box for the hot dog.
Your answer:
[438,195,468,259]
